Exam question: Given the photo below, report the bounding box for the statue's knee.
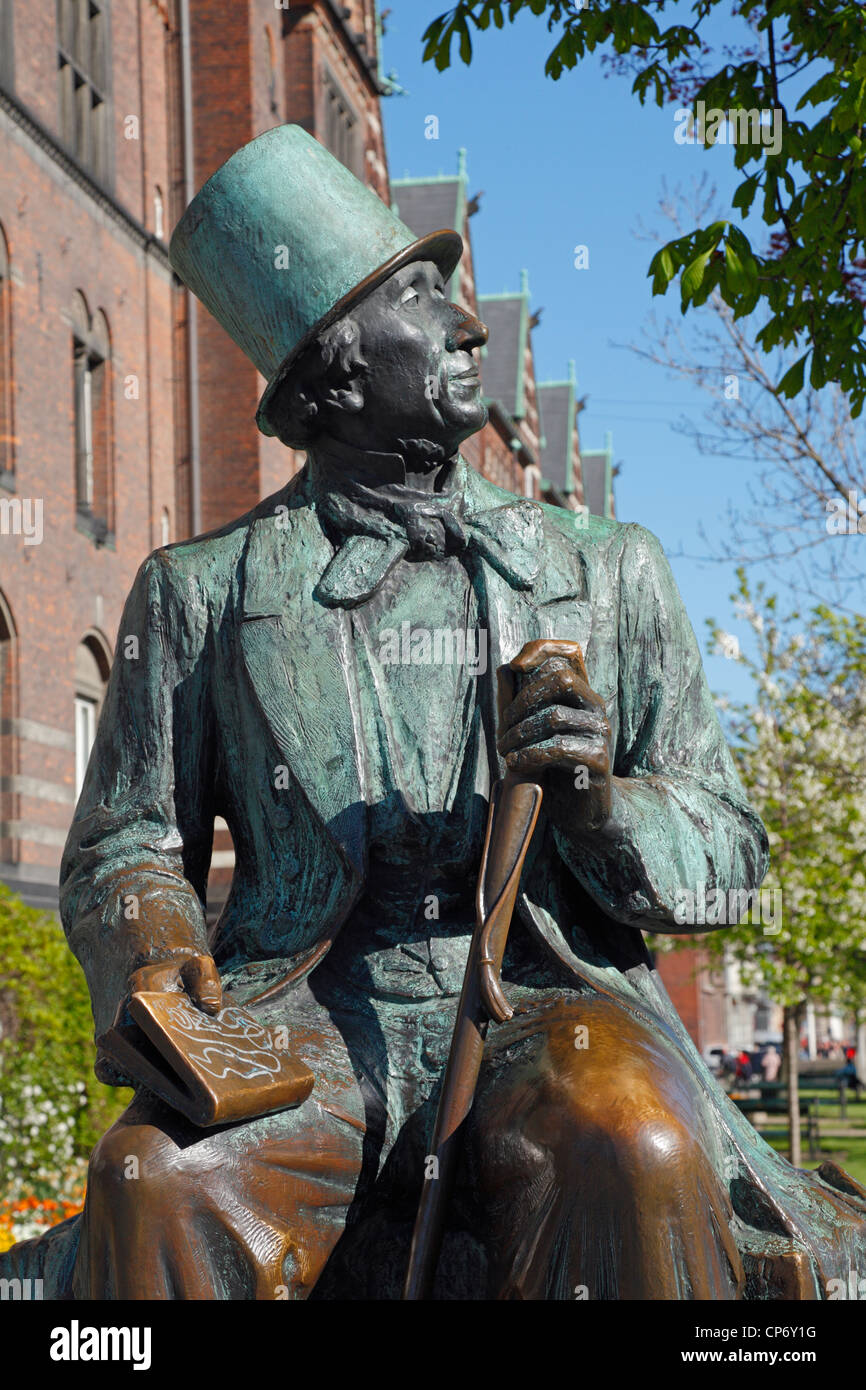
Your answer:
[90,1124,147,1193]
[556,1088,698,1194]
[89,1122,212,1206]
[613,1111,697,1186]
[533,1040,699,1189]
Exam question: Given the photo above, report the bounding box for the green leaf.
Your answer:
[649,243,679,295]
[724,240,747,293]
[776,354,808,398]
[681,250,711,301]
[732,173,760,215]
[421,17,447,65]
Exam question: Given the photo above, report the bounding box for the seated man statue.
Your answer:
[4,125,865,1300]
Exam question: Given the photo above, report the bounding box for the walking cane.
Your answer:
[401,767,541,1299]
[403,642,585,1299]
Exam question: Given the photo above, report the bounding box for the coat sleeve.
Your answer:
[552,522,769,930]
[60,550,215,1044]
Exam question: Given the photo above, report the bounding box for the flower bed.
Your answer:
[0,1187,85,1252]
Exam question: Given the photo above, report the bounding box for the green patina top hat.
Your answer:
[169,124,463,437]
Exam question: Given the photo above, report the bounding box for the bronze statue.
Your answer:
[3,125,865,1300]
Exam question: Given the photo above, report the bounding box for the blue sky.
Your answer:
[380,3,788,702]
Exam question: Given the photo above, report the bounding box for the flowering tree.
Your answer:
[0,884,129,1233]
[707,571,866,1164]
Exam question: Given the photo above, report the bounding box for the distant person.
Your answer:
[735,1050,753,1082]
[761,1047,781,1083]
[836,1051,865,1098]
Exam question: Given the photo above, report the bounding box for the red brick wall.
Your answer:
[655,948,703,1050]
[7,1,60,139]
[654,943,729,1054]
[465,418,529,498]
[0,0,183,884]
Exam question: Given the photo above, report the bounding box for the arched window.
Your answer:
[0,590,17,863]
[71,293,113,542]
[74,633,110,796]
[0,223,13,482]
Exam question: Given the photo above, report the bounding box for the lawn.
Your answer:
[751,1090,866,1188]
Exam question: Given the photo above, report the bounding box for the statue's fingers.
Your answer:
[504,735,608,779]
[181,954,223,1015]
[498,641,588,732]
[129,961,184,996]
[508,639,587,681]
[498,706,608,757]
[501,665,603,729]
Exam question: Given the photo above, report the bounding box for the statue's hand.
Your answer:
[497,639,613,836]
[128,951,223,1016]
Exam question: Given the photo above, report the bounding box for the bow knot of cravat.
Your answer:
[320,484,472,564]
[393,497,470,561]
[313,473,542,608]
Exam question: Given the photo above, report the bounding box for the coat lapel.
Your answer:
[239,475,368,880]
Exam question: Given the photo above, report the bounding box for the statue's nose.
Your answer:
[446,307,488,353]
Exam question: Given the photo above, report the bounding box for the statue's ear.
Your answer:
[319,379,364,416]
[268,372,319,448]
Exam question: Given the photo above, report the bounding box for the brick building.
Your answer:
[0,0,187,910]
[0,0,614,914]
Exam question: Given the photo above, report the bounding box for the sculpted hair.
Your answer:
[268,314,367,449]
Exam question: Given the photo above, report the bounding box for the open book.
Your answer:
[98,990,315,1128]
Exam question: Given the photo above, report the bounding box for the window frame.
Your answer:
[56,0,114,188]
[74,633,110,797]
[73,336,97,510]
[74,693,97,797]
[71,293,114,544]
[320,63,363,180]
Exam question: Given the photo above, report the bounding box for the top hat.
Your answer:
[169,124,463,436]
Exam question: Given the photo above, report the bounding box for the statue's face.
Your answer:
[336,258,488,454]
